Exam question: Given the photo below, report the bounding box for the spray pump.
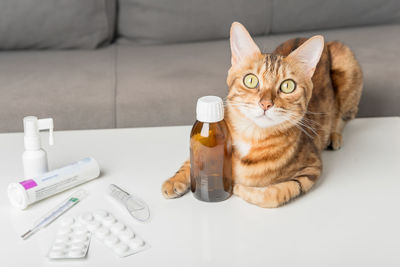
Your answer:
[23,116,54,178]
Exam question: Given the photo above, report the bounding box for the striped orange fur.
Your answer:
[162,22,362,208]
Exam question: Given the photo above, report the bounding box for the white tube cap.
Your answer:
[196,96,224,123]
[8,183,29,209]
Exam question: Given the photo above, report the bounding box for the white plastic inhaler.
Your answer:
[22,116,54,179]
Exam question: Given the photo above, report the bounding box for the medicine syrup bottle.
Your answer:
[190,96,232,202]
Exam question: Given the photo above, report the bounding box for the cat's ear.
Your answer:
[230,22,261,65]
[287,35,324,78]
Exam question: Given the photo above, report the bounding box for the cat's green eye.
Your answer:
[280,79,296,94]
[243,74,259,89]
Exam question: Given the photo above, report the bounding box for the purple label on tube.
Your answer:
[20,179,38,190]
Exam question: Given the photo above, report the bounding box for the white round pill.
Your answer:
[68,249,85,258]
[111,222,126,233]
[113,243,129,256]
[72,234,88,243]
[60,217,75,227]
[55,235,70,243]
[129,237,145,250]
[119,229,135,241]
[102,215,116,226]
[95,227,110,239]
[79,212,94,224]
[57,227,72,235]
[49,249,66,258]
[93,210,109,220]
[104,235,120,247]
[74,226,88,235]
[52,243,68,250]
[87,221,101,231]
[70,243,87,250]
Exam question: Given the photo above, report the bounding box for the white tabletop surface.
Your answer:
[0,117,399,267]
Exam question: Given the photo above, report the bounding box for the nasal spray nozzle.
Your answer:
[23,116,54,178]
[39,118,54,146]
[24,117,54,148]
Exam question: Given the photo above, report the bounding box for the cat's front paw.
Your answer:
[330,132,343,150]
[233,184,242,196]
[162,179,189,199]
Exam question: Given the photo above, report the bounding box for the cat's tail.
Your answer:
[327,41,363,149]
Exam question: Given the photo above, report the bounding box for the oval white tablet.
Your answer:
[68,249,85,258]
[52,243,68,250]
[119,229,135,241]
[105,235,120,247]
[93,210,109,220]
[70,242,87,250]
[79,212,94,224]
[113,243,129,256]
[57,227,72,235]
[95,227,110,239]
[102,215,116,226]
[74,226,88,235]
[72,234,88,243]
[55,235,70,243]
[60,217,75,227]
[111,222,126,233]
[129,237,145,250]
[49,249,66,258]
[87,221,101,231]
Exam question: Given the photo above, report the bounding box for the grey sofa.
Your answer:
[0,0,399,132]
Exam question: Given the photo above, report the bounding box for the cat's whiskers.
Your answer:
[279,108,319,130]
[276,112,307,138]
[226,102,253,107]
[224,100,256,113]
[302,117,320,127]
[225,101,320,139]
[224,100,254,106]
[275,109,319,139]
[305,110,328,115]
[226,104,253,111]
[283,114,314,139]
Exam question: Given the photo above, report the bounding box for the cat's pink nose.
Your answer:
[259,100,273,111]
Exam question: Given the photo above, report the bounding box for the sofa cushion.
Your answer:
[118,0,271,44]
[271,0,400,33]
[0,0,116,50]
[0,47,116,132]
[116,24,400,128]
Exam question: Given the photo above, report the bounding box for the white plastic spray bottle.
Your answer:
[22,116,54,179]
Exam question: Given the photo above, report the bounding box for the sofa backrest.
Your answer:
[271,0,400,34]
[118,0,271,44]
[1,0,399,49]
[118,0,400,44]
[0,0,116,50]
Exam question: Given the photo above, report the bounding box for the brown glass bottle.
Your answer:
[190,96,232,202]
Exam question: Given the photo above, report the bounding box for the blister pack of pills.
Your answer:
[47,217,91,259]
[78,210,149,257]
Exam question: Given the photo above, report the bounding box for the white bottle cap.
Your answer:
[196,96,224,123]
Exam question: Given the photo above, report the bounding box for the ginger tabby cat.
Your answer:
[162,22,362,208]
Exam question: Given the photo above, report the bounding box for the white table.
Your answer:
[0,117,399,267]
